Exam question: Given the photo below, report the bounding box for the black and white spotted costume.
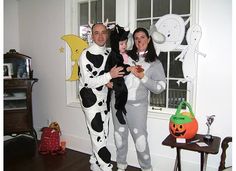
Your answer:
[78,43,112,171]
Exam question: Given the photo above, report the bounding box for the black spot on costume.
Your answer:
[80,87,97,108]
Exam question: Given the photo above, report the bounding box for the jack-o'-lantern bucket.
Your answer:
[169,101,198,139]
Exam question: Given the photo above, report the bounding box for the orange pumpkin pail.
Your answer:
[169,101,198,139]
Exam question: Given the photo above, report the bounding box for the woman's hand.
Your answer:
[133,71,144,79]
[132,66,144,79]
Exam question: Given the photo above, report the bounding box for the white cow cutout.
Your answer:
[151,14,188,55]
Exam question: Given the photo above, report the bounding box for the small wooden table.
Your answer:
[162,134,221,171]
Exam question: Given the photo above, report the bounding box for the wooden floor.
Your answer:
[4,135,140,171]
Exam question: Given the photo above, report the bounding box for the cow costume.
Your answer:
[105,25,131,125]
[78,24,113,171]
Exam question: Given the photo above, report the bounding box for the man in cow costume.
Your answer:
[78,22,124,171]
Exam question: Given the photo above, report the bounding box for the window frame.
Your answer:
[133,0,199,118]
[65,0,200,119]
[65,0,116,107]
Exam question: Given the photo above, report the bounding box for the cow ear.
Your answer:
[127,33,133,50]
[107,24,115,30]
[88,20,94,28]
[103,18,109,27]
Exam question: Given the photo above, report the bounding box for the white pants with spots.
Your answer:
[84,109,113,171]
[111,95,152,170]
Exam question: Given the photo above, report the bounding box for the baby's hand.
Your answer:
[127,66,137,73]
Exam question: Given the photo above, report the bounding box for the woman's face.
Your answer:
[119,39,127,54]
[134,31,150,52]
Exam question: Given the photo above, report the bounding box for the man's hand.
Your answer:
[106,82,113,89]
[109,65,124,78]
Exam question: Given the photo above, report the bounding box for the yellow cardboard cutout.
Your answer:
[61,34,88,80]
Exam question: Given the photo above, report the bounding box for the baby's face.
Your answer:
[119,39,128,53]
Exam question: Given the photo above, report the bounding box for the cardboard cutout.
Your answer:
[149,24,165,45]
[61,34,88,80]
[175,24,206,84]
[151,14,206,85]
[153,14,186,55]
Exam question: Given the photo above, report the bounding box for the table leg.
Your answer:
[203,153,208,171]
[200,152,208,171]
[201,152,204,171]
[174,156,178,171]
[176,148,181,171]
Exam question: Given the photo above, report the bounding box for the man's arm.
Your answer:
[79,51,124,89]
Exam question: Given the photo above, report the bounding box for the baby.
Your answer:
[105,25,135,124]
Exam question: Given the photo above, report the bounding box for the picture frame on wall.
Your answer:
[3,63,13,79]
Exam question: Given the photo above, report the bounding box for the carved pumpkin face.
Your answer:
[170,123,186,137]
[169,113,198,139]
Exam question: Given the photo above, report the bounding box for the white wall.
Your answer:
[16,0,91,151]
[4,0,20,52]
[4,0,232,170]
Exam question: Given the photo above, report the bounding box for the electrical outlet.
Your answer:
[47,119,50,126]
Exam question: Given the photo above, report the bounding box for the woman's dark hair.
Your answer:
[127,27,158,63]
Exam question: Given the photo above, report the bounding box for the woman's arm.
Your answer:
[139,61,166,94]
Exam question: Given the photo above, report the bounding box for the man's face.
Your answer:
[92,24,108,47]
